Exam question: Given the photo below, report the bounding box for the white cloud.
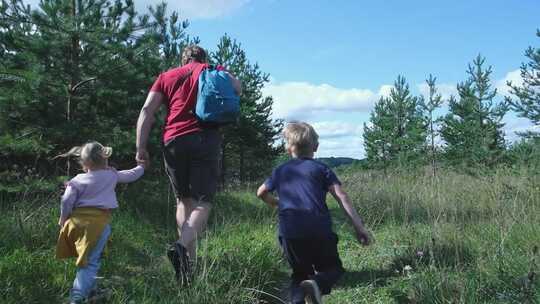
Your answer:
[503,116,537,142]
[417,82,457,101]
[378,85,394,97]
[496,69,523,96]
[262,81,391,120]
[317,137,365,159]
[311,121,363,139]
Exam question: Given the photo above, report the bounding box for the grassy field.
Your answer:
[1,167,539,303]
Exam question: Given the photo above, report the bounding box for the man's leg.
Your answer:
[176,197,194,240]
[177,198,212,259]
[181,129,220,259]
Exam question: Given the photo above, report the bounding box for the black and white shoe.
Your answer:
[167,241,192,284]
[300,279,323,304]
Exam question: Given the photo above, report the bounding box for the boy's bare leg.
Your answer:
[176,198,212,259]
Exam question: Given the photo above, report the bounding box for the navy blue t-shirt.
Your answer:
[264,158,341,238]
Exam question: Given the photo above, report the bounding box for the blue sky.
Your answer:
[28,0,540,158]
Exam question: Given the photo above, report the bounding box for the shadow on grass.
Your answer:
[389,240,476,271]
[338,268,400,288]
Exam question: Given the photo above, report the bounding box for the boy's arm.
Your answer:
[329,184,371,246]
[256,184,278,208]
[117,165,145,183]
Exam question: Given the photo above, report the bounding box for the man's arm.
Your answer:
[329,184,371,246]
[256,183,278,208]
[136,91,164,163]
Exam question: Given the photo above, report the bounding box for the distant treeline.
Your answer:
[317,157,362,168]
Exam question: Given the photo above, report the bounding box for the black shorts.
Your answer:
[163,129,222,201]
[279,233,344,294]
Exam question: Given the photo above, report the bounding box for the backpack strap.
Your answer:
[172,68,193,89]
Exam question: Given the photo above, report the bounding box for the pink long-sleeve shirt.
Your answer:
[60,166,144,219]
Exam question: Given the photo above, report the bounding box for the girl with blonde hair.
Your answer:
[56,141,146,303]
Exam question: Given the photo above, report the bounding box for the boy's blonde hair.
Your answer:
[283,122,319,157]
[56,141,112,168]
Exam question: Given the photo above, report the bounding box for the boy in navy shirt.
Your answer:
[257,122,372,304]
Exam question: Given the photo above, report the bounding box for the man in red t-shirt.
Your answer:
[135,45,241,282]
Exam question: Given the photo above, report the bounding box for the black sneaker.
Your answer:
[167,243,181,280]
[87,287,112,303]
[167,241,191,284]
[300,279,323,304]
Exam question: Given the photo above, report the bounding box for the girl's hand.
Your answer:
[137,159,150,169]
[58,217,66,228]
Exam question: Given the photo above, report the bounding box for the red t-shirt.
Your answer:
[150,62,209,143]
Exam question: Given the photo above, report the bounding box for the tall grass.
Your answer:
[328,166,540,303]
[1,167,539,303]
[0,178,285,304]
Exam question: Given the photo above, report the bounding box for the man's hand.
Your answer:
[137,156,150,170]
[136,149,149,167]
[355,226,372,246]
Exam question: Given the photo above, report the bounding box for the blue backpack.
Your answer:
[196,66,240,125]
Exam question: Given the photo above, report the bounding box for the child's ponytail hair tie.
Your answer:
[54,141,112,167]
[53,146,82,159]
[101,146,113,159]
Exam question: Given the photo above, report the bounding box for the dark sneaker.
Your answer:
[87,287,112,303]
[300,280,323,304]
[167,241,192,284]
[167,243,182,280]
[68,296,85,304]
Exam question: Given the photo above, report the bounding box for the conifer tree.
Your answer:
[440,55,508,167]
[210,35,283,184]
[506,30,540,137]
[0,0,192,176]
[363,76,426,168]
[420,74,444,176]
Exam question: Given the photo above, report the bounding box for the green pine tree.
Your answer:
[506,29,540,137]
[0,0,191,182]
[440,55,508,167]
[420,74,444,176]
[363,75,426,169]
[210,35,283,184]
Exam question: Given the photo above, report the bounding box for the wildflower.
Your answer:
[403,265,413,278]
[416,250,424,258]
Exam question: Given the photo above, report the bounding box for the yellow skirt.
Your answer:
[56,207,111,267]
